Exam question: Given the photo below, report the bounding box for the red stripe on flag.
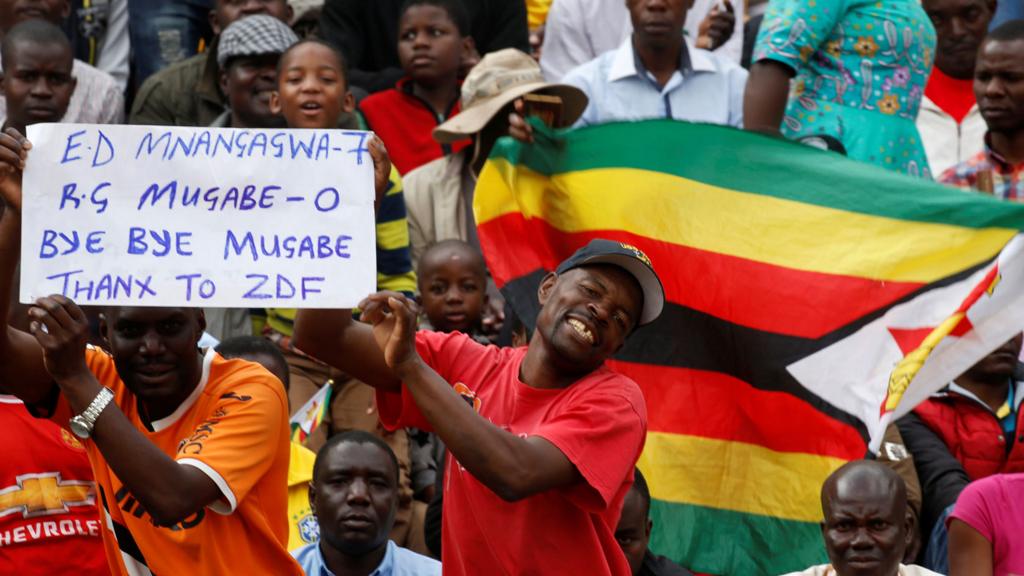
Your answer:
[479,214,923,339]
[608,360,867,461]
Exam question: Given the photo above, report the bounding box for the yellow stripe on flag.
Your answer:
[638,432,847,523]
[476,160,1016,284]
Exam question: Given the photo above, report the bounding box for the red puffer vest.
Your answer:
[914,389,1024,480]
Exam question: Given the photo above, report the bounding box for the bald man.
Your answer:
[783,461,941,576]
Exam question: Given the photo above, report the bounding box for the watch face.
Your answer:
[69,417,91,439]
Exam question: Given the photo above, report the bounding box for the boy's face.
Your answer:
[419,251,487,334]
[221,53,285,129]
[2,40,75,132]
[397,4,468,86]
[270,43,354,129]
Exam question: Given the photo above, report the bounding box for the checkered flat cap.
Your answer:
[217,14,299,68]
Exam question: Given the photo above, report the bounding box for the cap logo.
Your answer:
[620,243,653,268]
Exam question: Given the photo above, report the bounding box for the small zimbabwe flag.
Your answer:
[290,380,332,443]
[474,120,1024,575]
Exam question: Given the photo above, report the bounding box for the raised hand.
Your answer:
[0,128,31,213]
[368,136,391,215]
[359,291,421,371]
[698,0,736,51]
[27,295,91,384]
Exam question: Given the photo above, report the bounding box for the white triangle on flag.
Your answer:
[787,233,1024,452]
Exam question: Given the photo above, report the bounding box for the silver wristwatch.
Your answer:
[69,387,115,439]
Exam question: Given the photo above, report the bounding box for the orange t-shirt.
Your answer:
[46,347,303,576]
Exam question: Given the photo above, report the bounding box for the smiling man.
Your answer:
[292,431,440,576]
[784,461,940,576]
[0,128,304,575]
[940,20,1024,199]
[295,238,664,575]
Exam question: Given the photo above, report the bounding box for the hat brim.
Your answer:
[433,82,588,144]
[573,253,665,326]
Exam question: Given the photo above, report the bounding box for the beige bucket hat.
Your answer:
[433,48,589,144]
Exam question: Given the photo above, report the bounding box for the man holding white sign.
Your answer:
[0,125,392,576]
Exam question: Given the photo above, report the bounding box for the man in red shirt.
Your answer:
[295,239,664,575]
[0,396,108,575]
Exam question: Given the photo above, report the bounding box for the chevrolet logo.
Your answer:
[0,473,96,518]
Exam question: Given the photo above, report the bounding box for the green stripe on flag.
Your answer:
[649,499,827,576]
[491,120,1024,230]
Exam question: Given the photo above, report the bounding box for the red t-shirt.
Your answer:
[377,331,647,576]
[0,396,108,575]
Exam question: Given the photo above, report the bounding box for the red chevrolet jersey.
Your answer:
[0,396,108,575]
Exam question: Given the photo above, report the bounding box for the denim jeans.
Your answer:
[924,504,955,574]
[128,0,214,92]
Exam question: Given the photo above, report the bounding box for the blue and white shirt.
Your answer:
[563,37,747,128]
[291,540,441,576]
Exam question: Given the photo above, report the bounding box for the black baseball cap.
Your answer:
[555,239,665,326]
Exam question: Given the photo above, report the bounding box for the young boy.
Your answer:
[267,39,417,420]
[359,0,474,175]
[267,40,429,555]
[417,239,488,335]
[1,19,76,134]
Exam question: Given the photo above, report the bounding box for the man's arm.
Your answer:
[362,293,579,502]
[0,129,56,404]
[947,519,993,576]
[293,306,402,393]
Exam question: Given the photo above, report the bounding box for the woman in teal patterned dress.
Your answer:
[744,0,936,178]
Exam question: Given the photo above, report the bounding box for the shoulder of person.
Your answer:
[404,152,463,190]
[562,49,615,86]
[690,44,748,79]
[565,365,646,415]
[204,351,290,406]
[137,52,209,94]
[72,58,119,86]
[900,564,945,576]
[390,539,442,568]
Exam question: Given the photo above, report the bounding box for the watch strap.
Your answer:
[73,387,114,432]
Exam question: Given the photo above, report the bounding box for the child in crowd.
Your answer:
[359,0,474,175]
[417,239,488,335]
[265,38,416,423]
[266,39,428,555]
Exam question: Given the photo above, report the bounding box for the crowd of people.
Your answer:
[0,0,1023,574]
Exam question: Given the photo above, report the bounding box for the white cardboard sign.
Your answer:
[20,123,377,308]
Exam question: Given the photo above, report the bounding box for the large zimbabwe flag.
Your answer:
[473,120,1024,575]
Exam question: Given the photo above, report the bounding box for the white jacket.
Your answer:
[917,95,987,178]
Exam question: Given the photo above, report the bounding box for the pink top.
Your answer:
[949,473,1024,576]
